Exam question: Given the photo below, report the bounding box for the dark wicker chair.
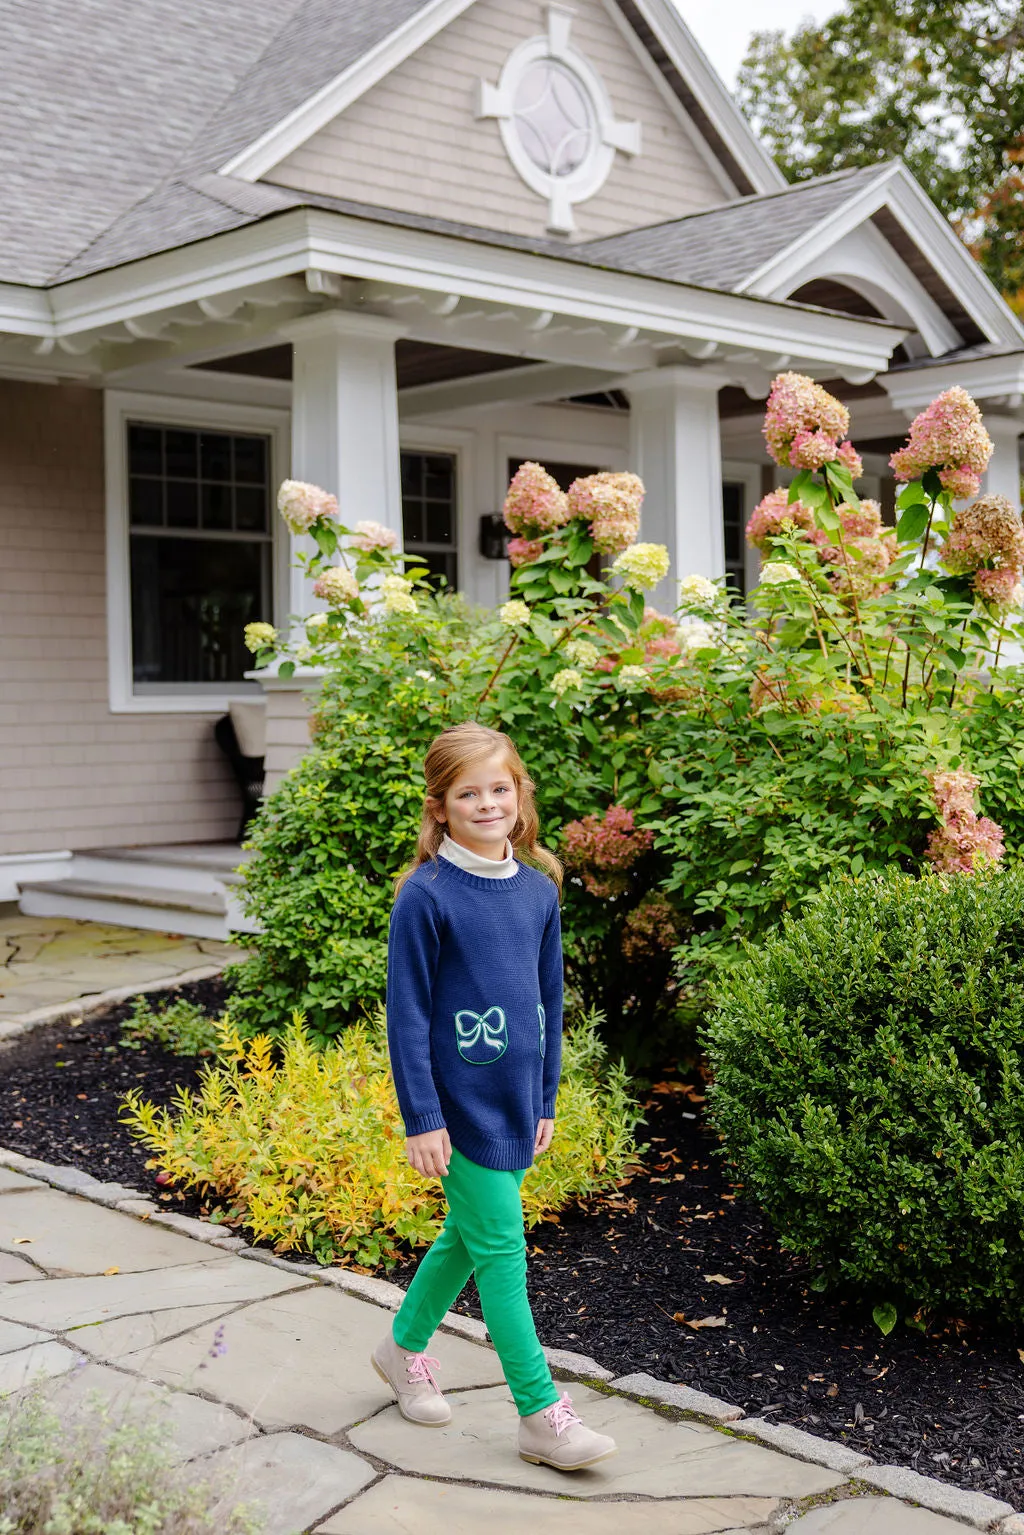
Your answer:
[214,714,265,841]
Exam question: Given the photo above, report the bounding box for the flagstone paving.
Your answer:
[0,1171,1016,1535]
[0,912,239,1025]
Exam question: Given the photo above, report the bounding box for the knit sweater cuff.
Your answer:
[542,1099,557,1120]
[403,1107,448,1137]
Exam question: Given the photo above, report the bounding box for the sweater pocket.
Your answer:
[454,1006,508,1065]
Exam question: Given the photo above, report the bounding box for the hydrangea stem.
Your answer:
[823,480,874,683]
[477,634,519,706]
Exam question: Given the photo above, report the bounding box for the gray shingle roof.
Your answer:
[0,0,431,285]
[577,165,892,291]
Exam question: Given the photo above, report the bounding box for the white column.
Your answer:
[982,412,1022,510]
[282,309,406,618]
[624,366,727,610]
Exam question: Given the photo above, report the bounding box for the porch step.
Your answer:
[18,878,242,942]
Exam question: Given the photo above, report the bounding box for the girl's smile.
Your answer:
[432,749,519,861]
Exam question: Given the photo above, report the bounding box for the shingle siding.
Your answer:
[269,0,727,241]
[0,382,238,856]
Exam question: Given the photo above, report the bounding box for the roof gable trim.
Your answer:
[219,0,478,182]
[740,162,1024,353]
[614,0,785,197]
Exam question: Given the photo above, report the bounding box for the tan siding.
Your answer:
[0,381,238,856]
[270,0,728,239]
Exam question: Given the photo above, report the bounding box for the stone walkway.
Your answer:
[0,912,239,1029]
[0,1159,1019,1535]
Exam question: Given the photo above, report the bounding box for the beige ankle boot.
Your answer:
[518,1391,617,1470]
[371,1332,452,1425]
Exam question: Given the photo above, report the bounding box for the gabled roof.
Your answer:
[578,166,887,290]
[1,0,782,287]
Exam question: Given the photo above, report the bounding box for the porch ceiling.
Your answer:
[193,337,534,389]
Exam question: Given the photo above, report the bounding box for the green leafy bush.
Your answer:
[120,994,223,1057]
[121,1008,644,1271]
[704,866,1024,1320]
[0,1385,260,1534]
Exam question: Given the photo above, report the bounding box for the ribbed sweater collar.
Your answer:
[439,832,517,879]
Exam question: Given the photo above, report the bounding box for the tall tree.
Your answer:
[737,2,1024,307]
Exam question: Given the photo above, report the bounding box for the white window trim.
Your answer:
[721,459,763,596]
[398,425,476,599]
[104,389,290,714]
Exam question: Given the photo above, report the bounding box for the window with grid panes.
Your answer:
[401,451,457,589]
[722,481,746,597]
[128,423,272,686]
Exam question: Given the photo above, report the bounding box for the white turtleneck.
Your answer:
[438,831,518,879]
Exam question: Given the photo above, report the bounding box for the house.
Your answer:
[2,0,1023,935]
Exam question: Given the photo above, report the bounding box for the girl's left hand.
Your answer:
[534,1118,554,1155]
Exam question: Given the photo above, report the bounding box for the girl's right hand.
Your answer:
[406,1128,452,1179]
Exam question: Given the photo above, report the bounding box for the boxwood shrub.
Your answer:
[704,866,1024,1321]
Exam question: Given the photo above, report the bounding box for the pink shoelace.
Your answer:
[404,1352,443,1394]
[543,1391,582,1437]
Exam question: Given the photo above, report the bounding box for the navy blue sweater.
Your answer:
[386,857,563,1172]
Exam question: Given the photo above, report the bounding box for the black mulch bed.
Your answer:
[2,979,1022,1506]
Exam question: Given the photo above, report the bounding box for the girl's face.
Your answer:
[433,749,519,860]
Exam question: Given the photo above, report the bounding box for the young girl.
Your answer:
[372,721,617,1471]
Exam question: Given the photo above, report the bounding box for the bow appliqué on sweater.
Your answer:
[454,1006,508,1064]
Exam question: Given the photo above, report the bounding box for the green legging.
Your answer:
[392,1146,560,1418]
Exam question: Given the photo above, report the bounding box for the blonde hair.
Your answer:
[394,722,563,896]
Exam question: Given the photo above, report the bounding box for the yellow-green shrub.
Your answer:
[120,1008,643,1270]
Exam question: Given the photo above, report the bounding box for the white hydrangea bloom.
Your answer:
[678,573,720,608]
[243,622,276,653]
[550,667,583,696]
[676,620,719,653]
[759,561,802,586]
[499,599,531,627]
[564,638,600,667]
[618,664,647,686]
[611,542,671,591]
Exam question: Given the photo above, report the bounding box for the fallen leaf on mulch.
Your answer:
[1018,1348,1024,1364]
[674,1312,728,1329]
[703,1274,734,1285]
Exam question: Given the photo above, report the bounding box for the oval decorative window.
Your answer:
[476,5,641,233]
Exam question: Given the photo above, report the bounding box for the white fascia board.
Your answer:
[0,282,54,336]
[744,161,1024,352]
[882,352,1024,411]
[41,206,902,372]
[735,166,902,296]
[878,165,1024,349]
[219,0,478,182]
[625,0,785,195]
[757,219,961,358]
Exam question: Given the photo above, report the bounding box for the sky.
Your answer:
[673,0,842,92]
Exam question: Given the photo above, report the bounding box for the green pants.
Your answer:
[392,1146,560,1418]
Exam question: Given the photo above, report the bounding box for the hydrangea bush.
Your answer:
[236,377,1024,1050]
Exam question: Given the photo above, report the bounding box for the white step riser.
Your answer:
[19,887,232,942]
[224,890,261,935]
[71,855,235,897]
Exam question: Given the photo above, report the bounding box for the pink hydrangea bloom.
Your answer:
[277,479,339,534]
[973,567,1024,612]
[567,472,645,555]
[621,893,683,961]
[507,536,545,568]
[925,768,1005,874]
[941,494,1024,576]
[890,387,993,496]
[763,373,850,469]
[789,429,840,471]
[745,487,816,552]
[836,440,863,479]
[351,520,398,551]
[562,805,653,897]
[503,462,570,535]
[838,498,882,539]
